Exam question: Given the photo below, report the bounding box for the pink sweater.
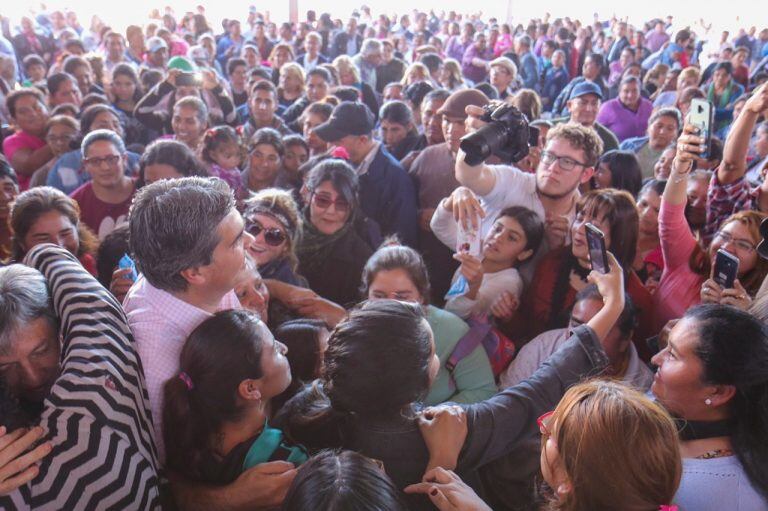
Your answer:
[654,200,703,330]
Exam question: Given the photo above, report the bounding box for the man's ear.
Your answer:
[179,265,207,287]
[580,166,595,184]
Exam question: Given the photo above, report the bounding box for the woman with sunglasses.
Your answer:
[295,159,373,307]
[243,189,306,287]
[655,123,768,330]
[406,380,682,511]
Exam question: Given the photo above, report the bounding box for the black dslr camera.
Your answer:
[459,103,534,166]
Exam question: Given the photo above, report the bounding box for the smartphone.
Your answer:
[688,98,714,159]
[528,124,540,147]
[713,249,739,289]
[456,222,481,258]
[176,72,201,87]
[585,223,609,274]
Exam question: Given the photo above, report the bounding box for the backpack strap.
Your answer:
[446,316,493,374]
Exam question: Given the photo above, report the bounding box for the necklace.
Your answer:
[695,448,734,460]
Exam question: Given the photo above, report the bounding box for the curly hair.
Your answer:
[546,122,604,167]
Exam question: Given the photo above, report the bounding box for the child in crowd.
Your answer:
[200,125,245,191]
[277,134,310,189]
[431,204,544,319]
[162,309,308,484]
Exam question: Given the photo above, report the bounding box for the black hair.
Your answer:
[361,244,431,303]
[419,52,443,74]
[496,205,545,255]
[282,449,407,511]
[139,68,164,90]
[404,81,434,108]
[250,127,285,157]
[47,73,78,98]
[111,63,143,102]
[283,134,309,152]
[307,67,332,84]
[574,284,636,338]
[271,319,327,413]
[136,139,207,188]
[714,61,734,76]
[305,158,359,211]
[96,224,130,289]
[0,160,19,185]
[163,309,269,481]
[474,82,499,100]
[424,88,451,104]
[80,93,110,110]
[331,86,360,103]
[379,100,413,126]
[5,88,45,118]
[639,178,667,198]
[201,125,243,165]
[227,57,247,77]
[683,305,768,500]
[79,104,120,134]
[22,54,45,72]
[598,150,643,197]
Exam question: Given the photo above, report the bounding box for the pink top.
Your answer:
[124,276,241,463]
[654,200,703,330]
[2,131,46,191]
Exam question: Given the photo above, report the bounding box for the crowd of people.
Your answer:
[0,4,767,511]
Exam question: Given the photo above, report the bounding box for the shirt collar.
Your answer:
[356,140,381,176]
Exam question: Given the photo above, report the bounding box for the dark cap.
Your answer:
[569,81,603,100]
[437,89,489,120]
[314,101,375,142]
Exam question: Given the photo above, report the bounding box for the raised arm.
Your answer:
[2,244,160,509]
[718,83,768,185]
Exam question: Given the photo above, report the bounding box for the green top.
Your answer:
[242,420,309,471]
[636,142,663,180]
[424,305,498,405]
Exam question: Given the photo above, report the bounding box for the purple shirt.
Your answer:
[446,35,471,62]
[596,97,654,142]
[645,30,670,53]
[461,44,491,85]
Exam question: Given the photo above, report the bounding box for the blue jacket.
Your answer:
[46,149,141,195]
[542,66,569,111]
[359,145,418,247]
[519,52,540,91]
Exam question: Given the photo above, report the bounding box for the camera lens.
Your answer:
[460,124,508,166]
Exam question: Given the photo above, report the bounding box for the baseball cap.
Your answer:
[147,36,168,53]
[314,101,375,142]
[569,81,603,100]
[437,89,489,120]
[187,45,209,63]
[168,56,197,73]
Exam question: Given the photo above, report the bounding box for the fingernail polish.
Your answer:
[430,488,438,496]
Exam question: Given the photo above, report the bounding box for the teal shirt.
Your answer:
[242,421,308,471]
[424,305,498,405]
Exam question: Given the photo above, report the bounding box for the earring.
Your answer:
[705,398,712,406]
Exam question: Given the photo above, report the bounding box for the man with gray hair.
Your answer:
[123,176,253,464]
[70,129,136,239]
[0,264,59,415]
[353,38,383,91]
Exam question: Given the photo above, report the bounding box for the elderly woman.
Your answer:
[45,104,142,194]
[2,89,53,191]
[332,55,379,118]
[277,63,305,109]
[597,76,654,142]
[619,107,682,179]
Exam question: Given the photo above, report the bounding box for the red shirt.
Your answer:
[2,131,46,191]
[70,181,135,240]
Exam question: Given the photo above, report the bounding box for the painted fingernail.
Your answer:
[430,488,438,496]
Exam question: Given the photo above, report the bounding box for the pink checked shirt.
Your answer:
[124,276,241,463]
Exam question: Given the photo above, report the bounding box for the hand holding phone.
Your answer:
[712,249,739,289]
[585,223,609,274]
[688,98,713,159]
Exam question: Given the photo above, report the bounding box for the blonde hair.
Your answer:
[544,380,681,511]
[332,55,360,83]
[279,63,306,94]
[546,122,603,167]
[677,66,701,88]
[244,188,303,271]
[401,62,430,86]
[441,59,464,90]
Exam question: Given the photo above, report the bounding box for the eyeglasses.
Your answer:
[246,221,287,246]
[537,410,555,439]
[312,192,350,213]
[540,151,589,172]
[83,154,121,168]
[714,231,756,253]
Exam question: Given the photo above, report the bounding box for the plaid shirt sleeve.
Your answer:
[703,172,759,246]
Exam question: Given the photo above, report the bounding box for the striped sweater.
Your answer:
[2,244,160,510]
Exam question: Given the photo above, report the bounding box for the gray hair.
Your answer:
[174,96,209,125]
[649,107,683,132]
[81,128,126,157]
[0,265,56,355]
[361,38,382,57]
[128,177,235,292]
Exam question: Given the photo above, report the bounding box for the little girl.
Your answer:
[163,309,308,484]
[201,126,245,191]
[432,202,544,319]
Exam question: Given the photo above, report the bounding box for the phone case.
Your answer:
[713,249,739,289]
[585,223,609,274]
[456,223,481,258]
[688,99,713,159]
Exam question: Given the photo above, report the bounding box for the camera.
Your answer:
[176,72,202,87]
[459,103,534,166]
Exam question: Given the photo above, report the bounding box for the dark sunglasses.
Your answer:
[312,192,350,213]
[247,222,287,246]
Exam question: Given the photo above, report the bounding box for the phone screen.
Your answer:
[585,223,609,274]
[713,249,739,289]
